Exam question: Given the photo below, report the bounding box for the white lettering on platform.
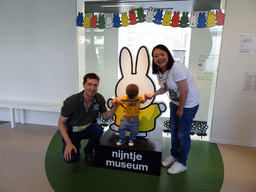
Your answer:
[106,160,148,171]
[111,150,142,162]
[105,150,148,172]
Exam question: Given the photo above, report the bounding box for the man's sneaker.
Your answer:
[85,153,94,166]
[128,140,134,147]
[167,161,187,174]
[162,155,177,167]
[116,138,126,146]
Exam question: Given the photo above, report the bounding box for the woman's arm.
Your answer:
[145,87,166,100]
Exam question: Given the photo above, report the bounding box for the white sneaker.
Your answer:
[161,155,177,167]
[116,138,126,146]
[128,140,134,147]
[167,161,187,174]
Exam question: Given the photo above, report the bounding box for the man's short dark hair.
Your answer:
[83,73,100,84]
[126,84,139,99]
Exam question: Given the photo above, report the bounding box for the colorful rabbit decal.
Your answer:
[179,12,189,28]
[145,7,154,22]
[216,9,225,25]
[197,12,207,28]
[113,13,121,28]
[76,12,83,26]
[153,9,163,24]
[83,13,91,28]
[207,11,216,27]
[98,14,105,29]
[162,10,172,26]
[170,11,180,27]
[90,14,98,28]
[189,12,198,28]
[121,12,129,27]
[137,7,146,23]
[109,46,166,135]
[129,10,138,25]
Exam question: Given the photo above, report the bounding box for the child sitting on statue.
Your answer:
[112,84,146,146]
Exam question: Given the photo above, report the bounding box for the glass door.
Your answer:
[77,0,226,141]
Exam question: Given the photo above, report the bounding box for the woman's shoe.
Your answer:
[161,155,177,167]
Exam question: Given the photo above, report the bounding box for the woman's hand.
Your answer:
[176,107,184,119]
[145,93,155,100]
[145,88,167,101]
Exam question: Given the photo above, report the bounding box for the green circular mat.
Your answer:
[45,131,224,192]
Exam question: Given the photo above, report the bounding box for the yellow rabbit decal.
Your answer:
[109,46,166,136]
[207,11,216,27]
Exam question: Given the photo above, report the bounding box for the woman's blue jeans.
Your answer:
[169,102,199,165]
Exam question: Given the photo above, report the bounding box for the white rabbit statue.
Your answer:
[109,46,166,137]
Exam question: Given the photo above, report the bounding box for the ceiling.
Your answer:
[84,0,223,13]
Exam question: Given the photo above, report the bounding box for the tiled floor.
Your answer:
[0,123,55,192]
[218,144,256,192]
[0,123,255,192]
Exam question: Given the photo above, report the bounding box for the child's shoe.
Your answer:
[116,138,126,146]
[128,140,134,146]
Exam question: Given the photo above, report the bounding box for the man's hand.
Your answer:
[111,97,120,105]
[58,115,77,161]
[64,142,77,161]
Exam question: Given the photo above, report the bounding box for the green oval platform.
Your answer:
[45,130,224,192]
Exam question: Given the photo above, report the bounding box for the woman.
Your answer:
[145,44,200,174]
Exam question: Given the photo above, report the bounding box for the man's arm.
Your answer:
[58,115,77,161]
[111,97,121,105]
[102,104,119,120]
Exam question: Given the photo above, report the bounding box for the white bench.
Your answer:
[0,99,62,128]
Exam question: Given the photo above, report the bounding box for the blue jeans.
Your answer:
[119,117,139,141]
[169,102,199,165]
[62,123,103,164]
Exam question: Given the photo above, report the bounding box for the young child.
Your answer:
[112,84,146,146]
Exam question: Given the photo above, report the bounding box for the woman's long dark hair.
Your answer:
[152,44,174,74]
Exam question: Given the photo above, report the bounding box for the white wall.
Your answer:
[1,0,256,148]
[0,0,77,126]
[210,0,256,147]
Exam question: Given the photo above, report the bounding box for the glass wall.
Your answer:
[77,0,225,140]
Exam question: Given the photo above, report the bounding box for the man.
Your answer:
[58,73,118,165]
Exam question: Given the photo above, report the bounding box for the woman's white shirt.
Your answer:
[157,62,200,108]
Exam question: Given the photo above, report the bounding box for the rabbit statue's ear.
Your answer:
[119,47,133,78]
[135,46,156,108]
[115,47,133,98]
[135,46,150,76]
